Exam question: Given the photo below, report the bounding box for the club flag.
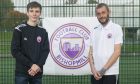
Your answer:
[43,17,99,75]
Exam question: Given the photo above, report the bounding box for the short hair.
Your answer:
[27,1,42,12]
[95,3,109,12]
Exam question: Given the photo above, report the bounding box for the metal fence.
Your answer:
[0,0,140,84]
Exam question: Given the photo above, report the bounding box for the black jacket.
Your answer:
[11,22,50,77]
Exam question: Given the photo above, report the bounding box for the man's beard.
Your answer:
[98,15,109,26]
[99,18,109,25]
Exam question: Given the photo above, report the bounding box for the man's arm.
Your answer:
[100,43,122,76]
[100,25,123,76]
[88,46,94,73]
[11,29,33,67]
[88,46,101,80]
[37,31,50,67]
[29,31,50,76]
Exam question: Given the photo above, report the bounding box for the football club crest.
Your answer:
[37,36,42,43]
[107,33,112,39]
[60,35,84,60]
[50,23,90,69]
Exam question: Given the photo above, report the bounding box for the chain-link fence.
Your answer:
[0,0,140,84]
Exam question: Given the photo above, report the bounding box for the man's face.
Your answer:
[96,6,109,25]
[27,7,41,22]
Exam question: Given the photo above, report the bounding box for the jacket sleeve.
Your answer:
[37,31,50,67]
[11,29,33,67]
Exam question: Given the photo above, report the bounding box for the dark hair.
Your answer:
[95,3,109,12]
[27,1,42,12]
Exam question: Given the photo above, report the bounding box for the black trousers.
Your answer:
[91,75,119,84]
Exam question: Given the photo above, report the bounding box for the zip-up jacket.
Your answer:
[11,22,50,77]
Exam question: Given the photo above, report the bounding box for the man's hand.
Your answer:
[91,67,102,80]
[28,69,36,76]
[99,67,107,77]
[28,64,41,76]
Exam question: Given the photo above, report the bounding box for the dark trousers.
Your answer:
[15,74,42,84]
[91,75,119,84]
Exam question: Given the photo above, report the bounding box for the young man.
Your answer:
[11,1,50,84]
[89,3,123,84]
